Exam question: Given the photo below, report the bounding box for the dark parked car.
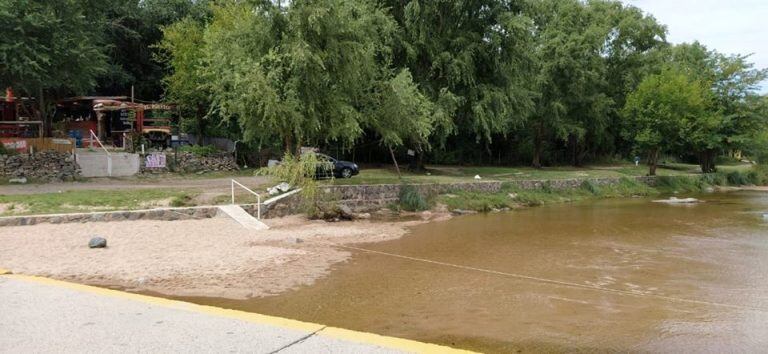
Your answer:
[314,153,359,179]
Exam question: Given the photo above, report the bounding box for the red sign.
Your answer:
[1,138,28,153]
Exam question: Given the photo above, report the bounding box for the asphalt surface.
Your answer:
[0,275,453,353]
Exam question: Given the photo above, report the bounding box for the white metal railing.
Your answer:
[89,129,112,177]
[231,179,262,219]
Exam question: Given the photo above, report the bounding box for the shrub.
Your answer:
[170,194,194,207]
[399,185,429,211]
[726,170,752,186]
[654,176,704,193]
[581,180,601,195]
[701,172,728,186]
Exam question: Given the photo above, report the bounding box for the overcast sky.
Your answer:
[624,0,768,93]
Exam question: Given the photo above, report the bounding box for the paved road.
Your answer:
[0,274,466,353]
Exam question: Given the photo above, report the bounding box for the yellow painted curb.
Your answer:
[3,274,475,354]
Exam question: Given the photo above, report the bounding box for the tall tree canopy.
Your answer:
[622,68,709,175]
[381,0,536,156]
[0,0,108,105]
[163,0,447,157]
[668,42,768,172]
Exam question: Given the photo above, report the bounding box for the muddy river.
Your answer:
[182,191,768,352]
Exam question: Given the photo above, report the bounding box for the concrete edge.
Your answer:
[0,273,475,354]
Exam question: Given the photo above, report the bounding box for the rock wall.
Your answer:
[256,177,656,218]
[0,206,220,227]
[262,175,663,216]
[141,151,239,174]
[0,151,81,182]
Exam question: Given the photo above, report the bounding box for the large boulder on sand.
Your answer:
[88,237,107,248]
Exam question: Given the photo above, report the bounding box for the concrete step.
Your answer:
[76,151,140,177]
[217,204,269,230]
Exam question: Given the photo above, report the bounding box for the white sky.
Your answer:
[625,0,768,93]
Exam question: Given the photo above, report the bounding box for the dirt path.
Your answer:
[0,175,271,195]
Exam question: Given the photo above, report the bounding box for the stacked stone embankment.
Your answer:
[0,151,81,182]
[141,151,238,174]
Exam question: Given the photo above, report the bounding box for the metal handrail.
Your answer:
[231,179,262,219]
[88,129,112,177]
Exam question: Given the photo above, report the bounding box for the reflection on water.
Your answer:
[181,191,768,353]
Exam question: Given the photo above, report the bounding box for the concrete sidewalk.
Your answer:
[0,273,471,353]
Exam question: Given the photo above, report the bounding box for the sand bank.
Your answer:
[0,212,448,299]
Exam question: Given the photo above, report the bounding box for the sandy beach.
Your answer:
[0,212,448,299]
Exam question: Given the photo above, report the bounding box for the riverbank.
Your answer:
[1,167,765,300]
[433,167,768,212]
[0,212,449,299]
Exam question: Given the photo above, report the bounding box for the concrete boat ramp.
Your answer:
[0,270,471,353]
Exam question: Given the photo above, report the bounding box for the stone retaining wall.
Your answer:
[1,151,81,182]
[141,151,238,174]
[257,175,662,217]
[0,206,220,227]
[0,175,668,226]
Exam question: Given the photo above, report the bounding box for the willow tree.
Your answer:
[198,0,421,154]
[525,0,667,168]
[380,0,536,165]
[622,69,709,175]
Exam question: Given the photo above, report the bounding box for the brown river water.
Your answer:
[179,191,768,353]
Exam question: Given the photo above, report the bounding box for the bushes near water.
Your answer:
[398,185,431,211]
[653,167,768,194]
[438,177,655,212]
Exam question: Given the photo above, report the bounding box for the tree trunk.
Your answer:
[283,134,293,155]
[648,148,659,176]
[568,134,578,167]
[532,122,544,169]
[699,149,717,173]
[38,88,50,137]
[388,146,401,179]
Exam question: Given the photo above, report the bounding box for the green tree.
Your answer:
[196,0,437,156]
[669,42,768,172]
[158,17,210,138]
[622,69,709,175]
[86,0,210,99]
[380,0,535,164]
[0,0,108,125]
[526,0,666,168]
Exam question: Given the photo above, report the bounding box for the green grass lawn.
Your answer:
[0,189,197,216]
[333,162,711,185]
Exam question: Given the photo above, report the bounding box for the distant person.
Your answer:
[634,156,641,166]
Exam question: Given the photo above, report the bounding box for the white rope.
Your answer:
[325,242,767,312]
[146,210,766,312]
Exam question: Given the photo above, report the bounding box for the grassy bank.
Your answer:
[402,166,768,213]
[328,162,752,186]
[0,189,197,216]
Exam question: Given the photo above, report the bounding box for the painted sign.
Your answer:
[52,139,72,145]
[0,138,28,153]
[145,153,166,168]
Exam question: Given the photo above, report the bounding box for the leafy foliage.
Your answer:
[0,0,108,98]
[398,185,429,211]
[622,69,709,175]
